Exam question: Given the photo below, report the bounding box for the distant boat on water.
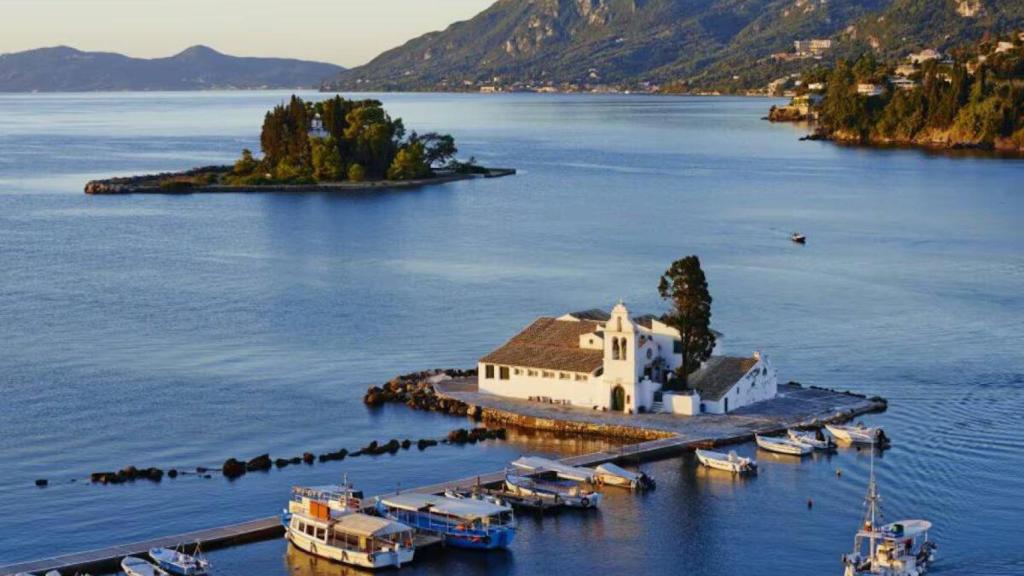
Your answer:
[791,233,807,244]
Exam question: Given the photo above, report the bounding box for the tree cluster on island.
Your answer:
[228,95,471,185]
[802,33,1024,152]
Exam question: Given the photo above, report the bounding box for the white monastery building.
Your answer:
[477,302,777,415]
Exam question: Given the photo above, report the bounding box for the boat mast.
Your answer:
[865,439,882,559]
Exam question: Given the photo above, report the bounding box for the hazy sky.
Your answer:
[0,0,493,67]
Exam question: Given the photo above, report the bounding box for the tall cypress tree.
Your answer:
[658,256,716,388]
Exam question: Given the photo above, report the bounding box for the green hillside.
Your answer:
[324,0,1024,93]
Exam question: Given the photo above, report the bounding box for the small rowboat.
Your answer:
[756,434,813,456]
[826,423,887,445]
[149,546,211,576]
[788,429,834,450]
[695,449,757,474]
[122,556,170,576]
[791,233,807,244]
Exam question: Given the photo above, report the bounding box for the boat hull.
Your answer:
[503,477,601,508]
[695,449,756,474]
[756,435,812,455]
[374,503,516,550]
[826,424,879,445]
[286,526,413,569]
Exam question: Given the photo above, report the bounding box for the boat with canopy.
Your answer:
[375,493,516,549]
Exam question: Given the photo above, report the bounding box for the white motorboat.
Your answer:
[787,429,834,450]
[755,434,813,456]
[511,456,596,483]
[695,449,757,474]
[122,557,170,576]
[284,482,415,569]
[149,545,210,576]
[842,447,936,576]
[504,473,602,508]
[511,455,654,490]
[595,462,656,490]
[827,423,888,446]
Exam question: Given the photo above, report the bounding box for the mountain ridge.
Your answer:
[0,45,345,92]
[325,0,1024,92]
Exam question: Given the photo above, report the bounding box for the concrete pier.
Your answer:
[0,383,883,576]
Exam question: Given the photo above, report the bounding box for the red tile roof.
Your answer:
[480,317,604,374]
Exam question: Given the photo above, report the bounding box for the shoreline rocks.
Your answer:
[364,369,477,417]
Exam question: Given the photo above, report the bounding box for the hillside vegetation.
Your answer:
[811,34,1024,152]
[325,0,1024,93]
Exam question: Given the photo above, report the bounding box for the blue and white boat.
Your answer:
[149,545,210,576]
[375,493,516,550]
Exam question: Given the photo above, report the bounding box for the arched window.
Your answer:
[617,317,623,332]
[612,338,620,360]
[620,338,628,361]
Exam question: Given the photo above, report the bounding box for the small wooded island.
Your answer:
[85,95,514,194]
[769,33,1024,155]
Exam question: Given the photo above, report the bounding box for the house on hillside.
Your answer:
[909,49,942,64]
[794,39,832,57]
[857,83,887,97]
[477,302,777,415]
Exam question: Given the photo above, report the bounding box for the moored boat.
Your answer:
[504,473,602,508]
[511,455,654,490]
[595,462,656,490]
[149,545,210,576]
[284,483,415,569]
[826,423,889,446]
[755,434,813,456]
[695,449,757,474]
[375,493,516,549]
[787,428,834,450]
[842,447,936,576]
[122,556,170,576]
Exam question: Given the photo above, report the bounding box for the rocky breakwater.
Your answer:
[364,369,481,419]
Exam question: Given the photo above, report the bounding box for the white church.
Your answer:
[477,302,777,415]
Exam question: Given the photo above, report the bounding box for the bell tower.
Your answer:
[603,301,638,386]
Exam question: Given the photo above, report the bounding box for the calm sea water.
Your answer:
[1,92,1022,575]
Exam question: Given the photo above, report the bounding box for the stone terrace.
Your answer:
[436,378,884,445]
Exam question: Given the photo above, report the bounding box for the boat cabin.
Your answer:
[289,512,414,555]
[289,484,364,518]
[376,493,515,531]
